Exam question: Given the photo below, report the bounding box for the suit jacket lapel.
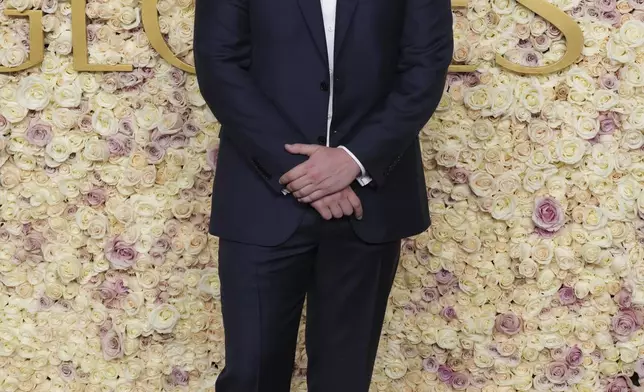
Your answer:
[334,0,358,61]
[297,0,329,65]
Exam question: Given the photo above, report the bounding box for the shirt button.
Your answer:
[327,26,334,32]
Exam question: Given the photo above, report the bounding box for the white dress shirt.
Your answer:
[321,0,372,186]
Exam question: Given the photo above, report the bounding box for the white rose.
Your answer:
[575,116,599,140]
[469,171,496,197]
[92,108,118,136]
[593,89,619,111]
[556,138,586,164]
[148,304,180,333]
[83,139,110,162]
[16,75,52,111]
[491,194,517,220]
[464,85,491,111]
[621,64,644,87]
[606,37,634,63]
[1,102,29,123]
[619,20,644,47]
[45,137,72,163]
[621,130,643,150]
[54,83,82,108]
[436,328,459,350]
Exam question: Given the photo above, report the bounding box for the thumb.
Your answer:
[285,143,319,156]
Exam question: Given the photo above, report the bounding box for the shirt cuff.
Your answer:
[338,146,372,186]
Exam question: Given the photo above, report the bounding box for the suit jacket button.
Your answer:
[317,136,326,145]
[320,81,329,91]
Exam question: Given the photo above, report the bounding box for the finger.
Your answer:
[313,202,333,220]
[339,199,354,216]
[288,177,314,194]
[329,203,343,219]
[298,178,337,203]
[279,163,308,185]
[347,191,363,220]
[285,144,319,156]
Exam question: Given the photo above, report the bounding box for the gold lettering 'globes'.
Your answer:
[2,0,583,75]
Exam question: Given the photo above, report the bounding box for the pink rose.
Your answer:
[145,142,166,163]
[495,312,522,335]
[105,237,139,269]
[101,328,124,361]
[532,197,565,232]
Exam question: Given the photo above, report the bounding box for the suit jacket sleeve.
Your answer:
[193,0,308,194]
[342,0,453,187]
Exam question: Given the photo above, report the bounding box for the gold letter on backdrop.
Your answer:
[142,0,195,73]
[448,0,478,73]
[496,0,583,74]
[0,10,44,73]
[71,0,133,71]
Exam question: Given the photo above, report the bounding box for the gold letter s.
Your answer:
[496,0,583,74]
[0,10,44,73]
[142,0,195,73]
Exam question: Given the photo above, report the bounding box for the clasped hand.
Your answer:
[279,144,363,220]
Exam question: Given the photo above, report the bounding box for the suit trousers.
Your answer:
[215,208,401,392]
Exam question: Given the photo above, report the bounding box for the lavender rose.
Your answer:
[437,365,453,383]
[616,289,633,309]
[101,328,124,361]
[440,306,458,321]
[436,269,456,285]
[495,312,522,335]
[566,346,583,367]
[421,287,440,302]
[86,188,106,206]
[545,361,570,384]
[145,141,166,163]
[558,286,577,305]
[450,372,470,390]
[448,167,470,184]
[206,147,219,171]
[599,74,619,90]
[606,375,635,392]
[105,237,139,269]
[26,120,53,147]
[532,196,565,232]
[422,357,439,372]
[59,362,75,382]
[612,309,643,341]
[169,366,189,386]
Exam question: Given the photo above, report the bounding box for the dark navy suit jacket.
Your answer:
[194,0,453,246]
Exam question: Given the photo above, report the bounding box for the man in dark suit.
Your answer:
[193,0,453,389]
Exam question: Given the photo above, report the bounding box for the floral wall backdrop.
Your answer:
[0,0,643,390]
